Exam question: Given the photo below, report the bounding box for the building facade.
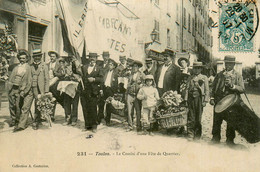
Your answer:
[1,0,213,65]
[0,0,57,63]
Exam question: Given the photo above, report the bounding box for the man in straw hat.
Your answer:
[155,49,181,96]
[31,49,49,130]
[126,59,145,132]
[184,62,209,140]
[8,49,33,132]
[143,56,157,76]
[117,55,127,76]
[210,55,244,146]
[47,50,61,121]
[101,58,119,125]
[81,52,103,133]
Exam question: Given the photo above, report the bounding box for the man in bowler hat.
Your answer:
[210,55,244,146]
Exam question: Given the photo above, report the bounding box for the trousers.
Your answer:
[141,107,155,129]
[212,110,235,142]
[187,96,203,138]
[9,87,33,128]
[63,91,80,122]
[80,91,98,128]
[127,95,141,130]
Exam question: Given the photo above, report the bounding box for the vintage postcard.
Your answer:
[0,0,260,171]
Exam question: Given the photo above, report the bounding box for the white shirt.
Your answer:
[104,70,113,87]
[17,63,26,76]
[49,61,56,79]
[158,63,171,88]
[88,65,95,74]
[133,72,138,81]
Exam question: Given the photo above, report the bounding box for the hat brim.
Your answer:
[178,57,190,67]
[133,62,143,67]
[48,51,60,58]
[32,53,43,57]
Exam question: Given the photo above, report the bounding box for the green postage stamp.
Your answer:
[219,0,258,52]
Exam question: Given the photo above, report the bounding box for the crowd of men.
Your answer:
[6,48,245,146]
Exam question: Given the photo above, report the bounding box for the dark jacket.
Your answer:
[31,62,49,94]
[81,64,103,97]
[143,64,157,76]
[211,69,244,103]
[155,63,181,93]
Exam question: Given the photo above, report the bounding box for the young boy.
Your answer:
[184,62,209,140]
[137,75,159,135]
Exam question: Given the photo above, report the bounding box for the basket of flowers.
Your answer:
[105,93,125,117]
[155,90,188,129]
[36,92,56,127]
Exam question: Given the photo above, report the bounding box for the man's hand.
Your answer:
[225,78,233,88]
[20,91,25,98]
[209,99,215,106]
[183,100,188,107]
[202,101,207,107]
[88,77,95,82]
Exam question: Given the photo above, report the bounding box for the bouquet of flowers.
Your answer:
[155,90,186,118]
[161,90,183,107]
[36,92,56,127]
[106,96,125,110]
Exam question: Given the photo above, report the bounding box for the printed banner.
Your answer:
[56,0,141,62]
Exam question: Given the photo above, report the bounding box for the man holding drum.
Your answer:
[210,55,244,146]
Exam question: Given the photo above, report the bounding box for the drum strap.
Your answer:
[243,91,256,113]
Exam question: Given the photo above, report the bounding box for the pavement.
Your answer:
[0,89,260,172]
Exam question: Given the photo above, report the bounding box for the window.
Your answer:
[154,20,160,42]
[188,13,191,32]
[167,29,170,47]
[192,18,195,36]
[183,8,186,28]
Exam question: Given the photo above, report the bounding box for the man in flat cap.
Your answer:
[31,49,49,130]
[126,60,145,132]
[8,49,33,132]
[81,52,103,133]
[155,49,181,96]
[210,55,244,146]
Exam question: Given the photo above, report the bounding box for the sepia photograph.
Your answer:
[0,0,260,171]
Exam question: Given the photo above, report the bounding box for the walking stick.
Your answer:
[29,110,34,121]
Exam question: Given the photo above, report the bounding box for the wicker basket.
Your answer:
[156,108,188,129]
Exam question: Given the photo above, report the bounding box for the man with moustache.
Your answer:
[31,49,49,130]
[210,55,244,146]
[8,50,33,132]
[47,50,60,121]
[155,49,181,96]
[102,58,119,125]
[126,60,145,132]
[81,53,103,133]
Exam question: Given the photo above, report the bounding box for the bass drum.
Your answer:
[215,94,260,144]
